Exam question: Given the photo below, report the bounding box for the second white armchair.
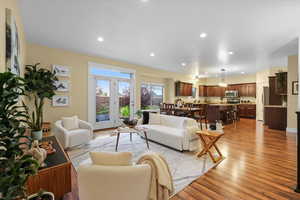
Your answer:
[54,116,93,149]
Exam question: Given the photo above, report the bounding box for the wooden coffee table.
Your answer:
[115,126,149,151]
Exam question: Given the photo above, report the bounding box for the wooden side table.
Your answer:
[196,130,225,163]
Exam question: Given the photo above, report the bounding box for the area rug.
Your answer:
[68,132,220,194]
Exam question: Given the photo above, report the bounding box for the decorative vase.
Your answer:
[32,130,43,141]
[27,191,55,200]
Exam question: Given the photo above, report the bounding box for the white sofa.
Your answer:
[137,114,200,151]
[54,119,93,149]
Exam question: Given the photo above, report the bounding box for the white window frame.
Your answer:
[88,62,136,129]
[141,82,165,110]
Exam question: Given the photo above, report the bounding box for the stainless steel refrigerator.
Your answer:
[262,87,269,122]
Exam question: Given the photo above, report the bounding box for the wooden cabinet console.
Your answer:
[26,136,72,200]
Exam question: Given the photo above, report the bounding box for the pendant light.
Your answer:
[218,68,228,87]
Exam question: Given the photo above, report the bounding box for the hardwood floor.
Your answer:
[64,119,300,200]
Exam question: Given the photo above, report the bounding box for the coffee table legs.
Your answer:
[115,132,120,151]
[115,131,150,151]
[143,131,149,149]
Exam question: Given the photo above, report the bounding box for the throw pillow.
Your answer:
[90,152,132,166]
[62,116,79,130]
[149,113,161,125]
[142,111,150,124]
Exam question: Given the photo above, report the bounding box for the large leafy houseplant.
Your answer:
[24,63,57,140]
[0,72,39,200]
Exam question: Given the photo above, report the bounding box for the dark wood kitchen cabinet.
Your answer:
[275,72,287,95]
[206,86,224,97]
[175,81,193,96]
[238,104,256,118]
[246,83,256,97]
[264,106,287,130]
[199,85,207,97]
[269,76,282,105]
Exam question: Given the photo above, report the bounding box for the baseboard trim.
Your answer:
[286,127,297,133]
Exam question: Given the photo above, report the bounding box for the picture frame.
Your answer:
[5,8,20,76]
[292,81,298,95]
[54,80,70,92]
[52,65,70,77]
[52,95,69,107]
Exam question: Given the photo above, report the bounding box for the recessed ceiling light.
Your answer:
[200,33,207,38]
[228,51,234,55]
[97,37,104,42]
[141,0,149,2]
[150,52,155,57]
[181,62,186,66]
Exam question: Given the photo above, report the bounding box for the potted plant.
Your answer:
[24,63,58,140]
[27,190,54,200]
[0,72,40,199]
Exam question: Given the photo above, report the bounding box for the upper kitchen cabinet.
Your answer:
[275,72,287,95]
[226,83,256,97]
[206,86,224,97]
[246,83,256,97]
[269,76,282,105]
[199,85,207,97]
[175,81,193,96]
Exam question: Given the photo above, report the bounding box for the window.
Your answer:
[141,83,164,110]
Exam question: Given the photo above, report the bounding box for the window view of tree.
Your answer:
[96,80,110,122]
[141,83,164,110]
[118,81,130,118]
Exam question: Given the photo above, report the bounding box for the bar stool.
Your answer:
[193,105,208,130]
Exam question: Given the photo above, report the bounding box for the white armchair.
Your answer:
[78,164,151,200]
[54,119,93,149]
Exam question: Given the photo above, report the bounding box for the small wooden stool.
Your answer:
[196,130,224,163]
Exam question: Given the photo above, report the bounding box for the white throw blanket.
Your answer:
[137,153,174,200]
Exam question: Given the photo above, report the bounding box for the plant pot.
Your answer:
[27,192,54,200]
[31,130,43,141]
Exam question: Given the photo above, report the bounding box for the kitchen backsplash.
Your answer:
[174,96,256,104]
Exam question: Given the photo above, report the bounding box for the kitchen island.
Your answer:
[206,104,238,125]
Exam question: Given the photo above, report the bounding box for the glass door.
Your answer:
[93,78,134,129]
[95,79,115,128]
[118,81,131,119]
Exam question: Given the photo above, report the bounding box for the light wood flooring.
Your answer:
[64,119,300,200]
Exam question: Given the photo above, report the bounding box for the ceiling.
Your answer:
[19,0,300,77]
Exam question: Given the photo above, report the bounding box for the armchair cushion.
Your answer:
[90,152,132,166]
[61,116,79,130]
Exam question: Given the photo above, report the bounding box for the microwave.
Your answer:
[225,90,239,98]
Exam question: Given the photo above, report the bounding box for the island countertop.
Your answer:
[264,105,286,108]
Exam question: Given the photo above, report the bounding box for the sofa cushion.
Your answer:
[149,113,161,125]
[144,125,184,138]
[160,114,185,129]
[90,152,132,166]
[62,116,79,130]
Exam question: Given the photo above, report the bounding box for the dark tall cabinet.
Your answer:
[269,76,282,105]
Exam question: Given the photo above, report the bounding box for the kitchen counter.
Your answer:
[264,105,286,108]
